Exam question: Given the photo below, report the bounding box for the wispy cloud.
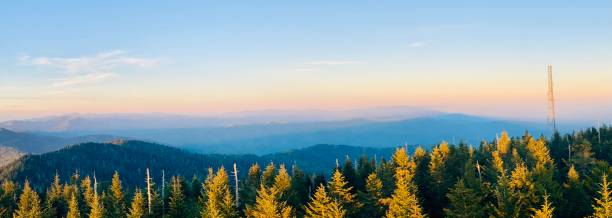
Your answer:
[293,68,320,72]
[408,41,426,48]
[307,60,361,65]
[51,73,114,88]
[19,50,159,87]
[418,23,480,33]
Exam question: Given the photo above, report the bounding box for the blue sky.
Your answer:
[1,1,611,122]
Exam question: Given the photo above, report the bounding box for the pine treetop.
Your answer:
[14,180,42,218]
[247,185,292,218]
[497,131,511,155]
[530,194,554,218]
[305,185,345,218]
[127,188,146,218]
[67,193,80,218]
[592,174,612,218]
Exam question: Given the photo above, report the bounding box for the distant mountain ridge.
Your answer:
[0,128,123,154]
[0,111,550,155]
[0,106,441,132]
[180,113,548,154]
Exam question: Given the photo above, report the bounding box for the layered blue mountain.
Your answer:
[0,107,552,155]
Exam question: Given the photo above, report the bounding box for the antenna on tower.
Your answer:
[547,65,557,133]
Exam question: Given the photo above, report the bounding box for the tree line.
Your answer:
[1,126,612,218]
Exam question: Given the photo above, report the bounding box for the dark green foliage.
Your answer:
[0,141,257,191]
[1,126,612,217]
[375,158,396,197]
[287,165,310,216]
[358,173,384,217]
[341,157,358,193]
[444,179,484,218]
[167,176,185,218]
[0,181,17,218]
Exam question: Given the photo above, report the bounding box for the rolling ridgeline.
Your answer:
[1,126,612,217]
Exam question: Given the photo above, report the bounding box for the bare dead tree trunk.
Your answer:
[93,172,98,196]
[233,162,240,206]
[162,169,165,216]
[146,168,152,214]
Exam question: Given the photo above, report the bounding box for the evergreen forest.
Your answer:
[2,126,612,218]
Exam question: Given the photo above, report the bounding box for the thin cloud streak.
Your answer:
[20,50,159,74]
[19,50,159,88]
[307,60,361,65]
[417,23,481,33]
[408,41,426,47]
[51,73,114,87]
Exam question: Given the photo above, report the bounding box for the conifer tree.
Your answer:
[491,151,506,177]
[44,173,67,218]
[288,165,310,215]
[359,173,384,217]
[526,138,553,169]
[376,159,396,197]
[356,156,375,192]
[62,184,78,209]
[262,163,277,188]
[592,174,612,218]
[14,180,42,218]
[490,151,513,218]
[427,142,449,217]
[511,148,524,167]
[67,193,80,218]
[305,185,345,218]
[497,131,511,156]
[385,148,424,218]
[443,179,483,218]
[571,137,595,176]
[241,163,262,207]
[202,167,236,218]
[81,176,94,208]
[327,169,360,216]
[88,193,103,218]
[0,180,17,217]
[489,148,516,217]
[413,147,427,160]
[105,171,126,218]
[167,176,186,218]
[127,189,145,218]
[560,165,590,218]
[273,164,291,197]
[508,163,537,217]
[412,146,430,213]
[246,185,292,218]
[526,138,561,205]
[530,194,553,218]
[341,157,358,192]
[429,142,449,182]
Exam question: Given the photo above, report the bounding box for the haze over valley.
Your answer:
[0,106,563,154]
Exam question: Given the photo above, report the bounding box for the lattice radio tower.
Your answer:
[547,65,557,133]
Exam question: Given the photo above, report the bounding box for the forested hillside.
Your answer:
[1,126,611,218]
[0,140,258,189]
[0,141,395,189]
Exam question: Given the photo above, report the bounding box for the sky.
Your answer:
[1,1,611,123]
